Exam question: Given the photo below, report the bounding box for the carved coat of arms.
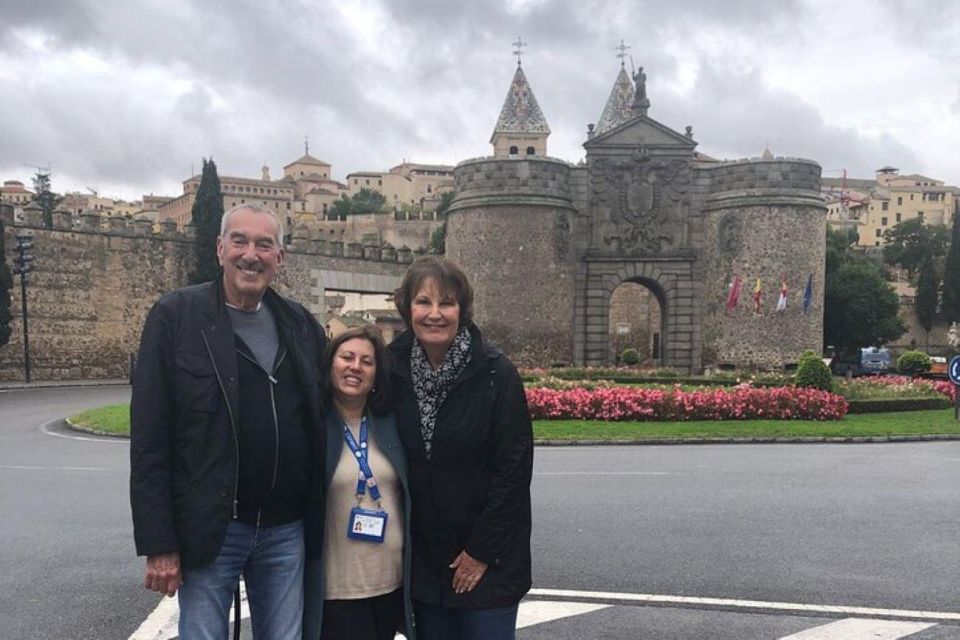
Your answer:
[590,146,690,253]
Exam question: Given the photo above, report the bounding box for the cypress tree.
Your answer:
[190,158,225,284]
[942,210,960,323]
[31,171,60,229]
[0,221,13,347]
[915,249,939,347]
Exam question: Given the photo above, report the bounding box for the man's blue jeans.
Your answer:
[178,519,304,640]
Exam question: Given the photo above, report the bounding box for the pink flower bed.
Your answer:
[525,385,848,422]
[847,375,957,403]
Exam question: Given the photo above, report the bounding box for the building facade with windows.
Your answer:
[823,167,959,246]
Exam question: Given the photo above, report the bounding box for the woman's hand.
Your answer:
[449,550,488,594]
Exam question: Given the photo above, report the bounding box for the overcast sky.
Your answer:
[1,0,958,202]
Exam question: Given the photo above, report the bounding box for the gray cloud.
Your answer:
[0,0,953,199]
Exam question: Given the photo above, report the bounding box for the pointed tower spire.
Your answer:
[595,66,636,135]
[490,63,551,157]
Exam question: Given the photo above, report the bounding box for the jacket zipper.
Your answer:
[202,330,241,519]
[237,348,286,527]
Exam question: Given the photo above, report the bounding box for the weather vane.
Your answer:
[614,39,631,67]
[304,135,309,156]
[512,36,527,66]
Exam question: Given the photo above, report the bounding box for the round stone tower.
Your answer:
[446,156,577,366]
[699,157,826,369]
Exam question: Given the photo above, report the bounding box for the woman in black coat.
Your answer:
[388,256,533,640]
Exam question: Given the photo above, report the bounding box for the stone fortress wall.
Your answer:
[698,158,826,368]
[446,157,579,366]
[0,205,407,382]
[447,147,825,372]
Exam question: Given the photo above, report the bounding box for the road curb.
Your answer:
[0,380,129,391]
[534,434,960,446]
[64,417,129,439]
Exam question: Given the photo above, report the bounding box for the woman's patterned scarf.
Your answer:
[410,325,472,459]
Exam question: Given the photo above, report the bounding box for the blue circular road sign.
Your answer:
[949,355,960,386]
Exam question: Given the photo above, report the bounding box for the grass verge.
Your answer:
[70,404,960,442]
[532,409,960,441]
[68,404,130,437]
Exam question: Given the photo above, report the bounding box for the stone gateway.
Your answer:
[447,63,825,373]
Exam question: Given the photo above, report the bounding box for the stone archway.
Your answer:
[580,258,700,372]
[608,280,664,365]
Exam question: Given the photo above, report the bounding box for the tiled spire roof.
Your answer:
[490,66,550,140]
[595,66,635,135]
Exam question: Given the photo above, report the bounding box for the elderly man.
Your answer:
[130,203,326,639]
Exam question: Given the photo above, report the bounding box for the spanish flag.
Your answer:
[752,277,763,314]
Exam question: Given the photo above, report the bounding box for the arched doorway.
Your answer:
[608,280,664,365]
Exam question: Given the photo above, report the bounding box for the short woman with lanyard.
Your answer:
[302,326,415,640]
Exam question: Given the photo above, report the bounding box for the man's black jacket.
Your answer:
[389,324,533,609]
[129,279,326,568]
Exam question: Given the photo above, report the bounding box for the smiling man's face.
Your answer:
[216,208,284,310]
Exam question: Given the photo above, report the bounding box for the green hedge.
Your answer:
[846,397,952,414]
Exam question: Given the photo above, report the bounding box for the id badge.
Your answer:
[347,506,388,543]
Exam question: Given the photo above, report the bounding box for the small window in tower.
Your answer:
[509,146,518,155]
[427,185,432,193]
[526,146,535,155]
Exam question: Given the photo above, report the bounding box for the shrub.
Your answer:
[846,397,951,414]
[620,348,640,365]
[794,350,833,392]
[897,351,932,376]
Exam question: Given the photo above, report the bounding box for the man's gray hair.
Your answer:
[219,203,285,245]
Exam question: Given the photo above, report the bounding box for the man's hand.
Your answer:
[449,550,488,595]
[144,552,182,597]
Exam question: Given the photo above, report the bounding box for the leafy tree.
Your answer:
[329,188,387,221]
[428,223,446,255]
[881,217,949,278]
[435,190,455,217]
[31,171,60,229]
[941,211,960,323]
[427,191,455,254]
[914,249,939,341]
[190,158,224,284]
[824,260,905,354]
[330,195,352,221]
[0,221,13,347]
[351,188,386,215]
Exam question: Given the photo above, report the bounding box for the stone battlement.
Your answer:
[701,157,824,211]
[450,156,574,212]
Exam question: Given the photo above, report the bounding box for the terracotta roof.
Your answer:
[284,153,331,168]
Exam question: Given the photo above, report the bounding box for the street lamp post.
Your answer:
[13,232,33,383]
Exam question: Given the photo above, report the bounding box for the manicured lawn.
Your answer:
[532,409,960,441]
[68,404,130,436]
[70,404,960,441]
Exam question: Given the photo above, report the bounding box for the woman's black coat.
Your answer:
[388,324,533,609]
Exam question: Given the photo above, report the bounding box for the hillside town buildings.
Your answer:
[823,167,960,246]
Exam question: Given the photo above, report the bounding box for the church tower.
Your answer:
[489,63,551,157]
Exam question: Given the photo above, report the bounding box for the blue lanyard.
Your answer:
[343,415,382,504]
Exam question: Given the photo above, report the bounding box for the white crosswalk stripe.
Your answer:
[778,617,937,639]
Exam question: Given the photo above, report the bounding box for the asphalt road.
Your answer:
[2,386,959,639]
[0,385,157,640]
